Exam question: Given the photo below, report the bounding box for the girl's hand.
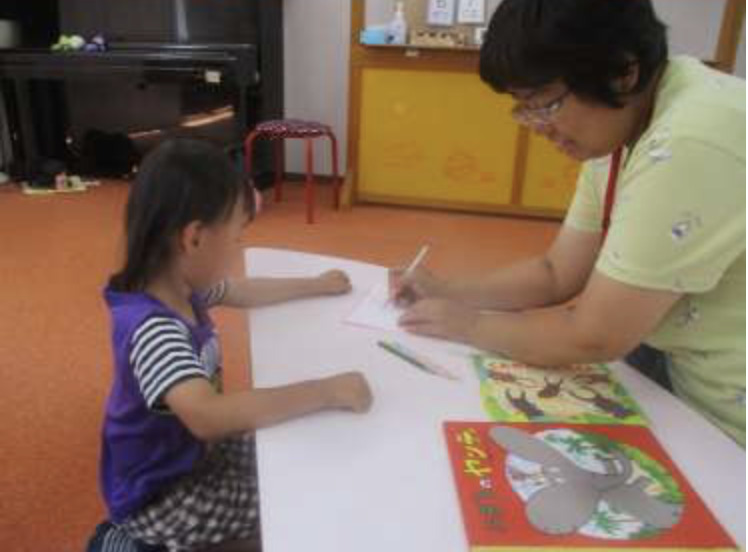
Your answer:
[398,298,479,343]
[388,266,445,307]
[316,270,352,296]
[323,371,373,413]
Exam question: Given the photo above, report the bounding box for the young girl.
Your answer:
[100,138,372,552]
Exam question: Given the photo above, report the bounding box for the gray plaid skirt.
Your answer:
[122,435,260,552]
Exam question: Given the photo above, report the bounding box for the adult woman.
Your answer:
[393,0,746,446]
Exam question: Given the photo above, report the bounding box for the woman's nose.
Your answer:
[531,120,555,137]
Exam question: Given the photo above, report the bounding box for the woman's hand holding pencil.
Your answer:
[388,246,446,307]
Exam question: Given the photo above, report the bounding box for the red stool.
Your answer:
[244,119,341,224]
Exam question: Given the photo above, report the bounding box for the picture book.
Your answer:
[444,421,737,551]
[473,353,648,426]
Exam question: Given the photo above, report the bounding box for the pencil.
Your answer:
[402,245,430,279]
[377,340,434,376]
[377,340,458,380]
[388,245,430,307]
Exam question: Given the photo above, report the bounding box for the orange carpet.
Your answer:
[0,181,559,551]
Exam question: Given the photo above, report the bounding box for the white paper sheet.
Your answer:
[345,283,405,332]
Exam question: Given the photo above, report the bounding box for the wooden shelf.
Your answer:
[360,43,480,53]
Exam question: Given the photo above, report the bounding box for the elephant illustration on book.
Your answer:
[489,426,684,536]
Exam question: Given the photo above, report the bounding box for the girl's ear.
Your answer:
[179,220,205,254]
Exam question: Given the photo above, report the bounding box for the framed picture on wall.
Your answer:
[457,0,486,24]
[427,0,456,26]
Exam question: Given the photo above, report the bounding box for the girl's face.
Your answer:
[182,195,250,291]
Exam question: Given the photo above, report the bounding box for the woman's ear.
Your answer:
[614,61,641,95]
[179,220,205,254]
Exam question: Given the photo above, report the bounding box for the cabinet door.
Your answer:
[521,133,580,212]
[357,68,519,209]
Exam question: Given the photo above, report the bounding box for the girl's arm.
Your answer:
[164,371,372,442]
[218,270,352,309]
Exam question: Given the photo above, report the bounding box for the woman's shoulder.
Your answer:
[649,57,745,158]
[658,56,745,109]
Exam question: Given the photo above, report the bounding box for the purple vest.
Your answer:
[100,287,220,522]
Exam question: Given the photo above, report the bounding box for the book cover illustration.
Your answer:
[473,354,647,425]
[444,421,736,551]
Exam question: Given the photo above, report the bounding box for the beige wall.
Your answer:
[284,0,745,175]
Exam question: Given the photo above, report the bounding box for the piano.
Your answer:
[0,42,264,181]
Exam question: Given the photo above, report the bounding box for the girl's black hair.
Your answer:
[109,138,254,292]
[479,0,668,107]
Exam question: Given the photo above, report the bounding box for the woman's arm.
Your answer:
[400,270,682,366]
[219,270,351,309]
[395,226,601,311]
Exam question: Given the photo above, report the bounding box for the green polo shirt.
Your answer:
[565,56,746,446]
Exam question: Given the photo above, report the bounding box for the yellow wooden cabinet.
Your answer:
[352,63,580,218]
[521,133,581,212]
[347,0,743,219]
[358,68,519,211]
[347,0,582,219]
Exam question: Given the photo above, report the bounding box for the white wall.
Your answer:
[282,0,351,176]
[653,0,725,59]
[654,0,745,79]
[283,0,745,174]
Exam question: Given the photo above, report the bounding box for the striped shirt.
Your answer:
[130,317,207,409]
[129,281,228,410]
[200,279,228,308]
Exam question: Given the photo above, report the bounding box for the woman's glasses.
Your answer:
[512,90,571,126]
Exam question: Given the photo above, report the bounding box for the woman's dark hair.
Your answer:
[480,0,668,107]
[109,138,254,292]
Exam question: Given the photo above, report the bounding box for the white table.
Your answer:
[245,248,746,552]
